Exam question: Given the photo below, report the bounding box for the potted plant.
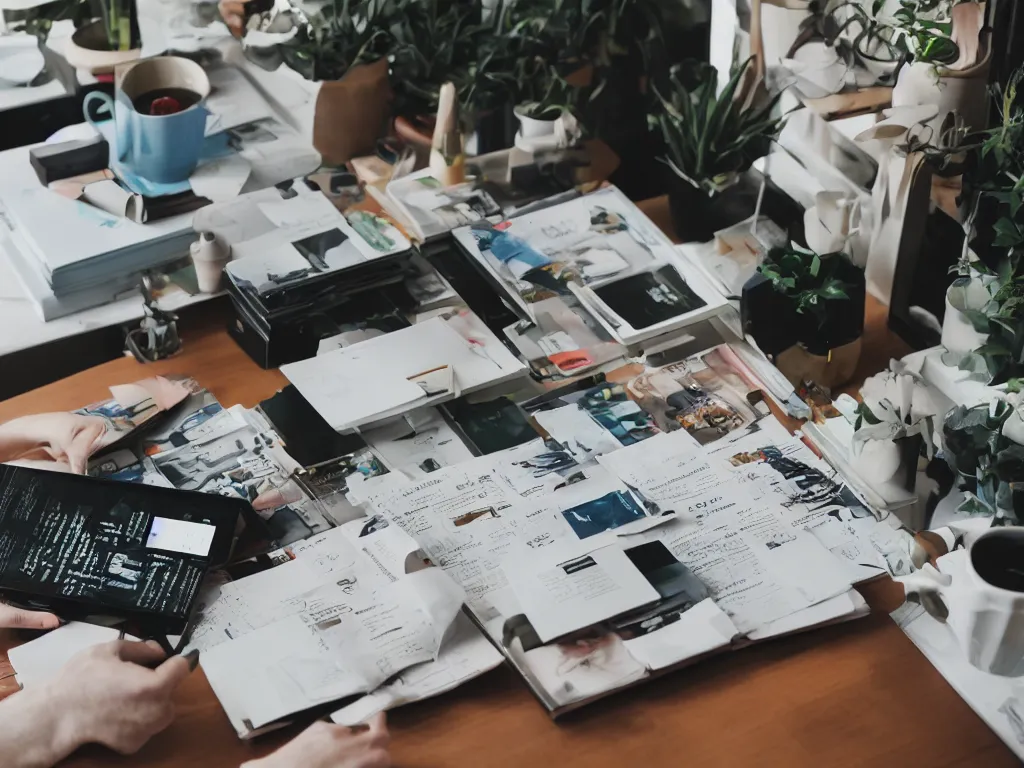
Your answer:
[943,399,1024,526]
[270,0,398,165]
[512,58,578,139]
[741,244,866,387]
[851,360,938,503]
[649,56,800,243]
[389,0,516,155]
[888,1,991,133]
[62,0,141,73]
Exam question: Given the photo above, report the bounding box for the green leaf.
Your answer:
[810,253,821,278]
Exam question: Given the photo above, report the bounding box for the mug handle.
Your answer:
[82,91,130,163]
[897,563,953,621]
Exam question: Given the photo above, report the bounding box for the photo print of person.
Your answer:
[727,444,872,518]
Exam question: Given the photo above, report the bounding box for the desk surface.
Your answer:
[0,197,1016,767]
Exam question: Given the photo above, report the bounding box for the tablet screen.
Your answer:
[0,465,243,624]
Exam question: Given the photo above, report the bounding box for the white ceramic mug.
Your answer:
[900,527,1024,677]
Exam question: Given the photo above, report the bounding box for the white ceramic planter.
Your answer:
[761,1,812,67]
[850,437,903,486]
[515,108,558,140]
[63,19,141,75]
[891,50,990,134]
[941,278,990,356]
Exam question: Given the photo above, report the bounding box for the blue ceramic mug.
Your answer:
[83,56,211,184]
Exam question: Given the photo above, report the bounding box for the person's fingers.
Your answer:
[114,639,168,666]
[0,605,61,630]
[153,652,196,692]
[67,421,106,474]
[364,712,389,744]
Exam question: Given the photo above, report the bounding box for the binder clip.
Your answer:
[125,276,181,363]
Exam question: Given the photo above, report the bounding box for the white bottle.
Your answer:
[189,232,229,294]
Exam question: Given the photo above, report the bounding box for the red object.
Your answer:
[150,96,183,116]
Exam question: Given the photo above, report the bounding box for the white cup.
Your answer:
[901,527,1024,676]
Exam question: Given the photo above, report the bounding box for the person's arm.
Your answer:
[0,641,196,768]
[243,713,391,768]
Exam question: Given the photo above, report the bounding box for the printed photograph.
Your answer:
[292,228,365,272]
[628,345,767,444]
[593,265,706,330]
[575,382,659,446]
[561,490,647,539]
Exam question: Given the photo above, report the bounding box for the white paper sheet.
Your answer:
[622,597,739,670]
[7,623,125,688]
[533,405,622,464]
[361,410,474,479]
[503,544,660,643]
[330,612,503,725]
[189,154,252,203]
[282,318,524,431]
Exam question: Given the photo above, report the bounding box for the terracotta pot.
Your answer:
[63,19,140,75]
[773,336,863,388]
[313,59,393,167]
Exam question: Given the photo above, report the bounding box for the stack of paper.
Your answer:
[191,520,497,736]
[282,317,527,432]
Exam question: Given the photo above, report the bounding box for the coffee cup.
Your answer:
[900,526,1024,676]
[82,56,210,184]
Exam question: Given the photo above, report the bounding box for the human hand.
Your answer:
[46,641,197,755]
[218,0,250,37]
[243,713,391,768]
[0,603,60,631]
[0,412,106,474]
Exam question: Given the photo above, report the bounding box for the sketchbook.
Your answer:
[451,186,730,346]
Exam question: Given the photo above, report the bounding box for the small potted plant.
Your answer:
[943,399,1024,526]
[741,244,865,387]
[513,58,578,139]
[270,0,398,165]
[851,360,938,504]
[648,57,801,243]
[389,0,515,155]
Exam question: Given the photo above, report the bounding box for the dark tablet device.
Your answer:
[0,464,247,636]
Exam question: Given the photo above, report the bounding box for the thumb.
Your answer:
[154,650,198,692]
[67,422,106,475]
[0,604,61,630]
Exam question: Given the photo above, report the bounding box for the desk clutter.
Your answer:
[4,0,1024,757]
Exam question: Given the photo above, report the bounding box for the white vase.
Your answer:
[891,40,990,135]
[941,278,990,356]
[515,108,557,139]
[850,437,903,486]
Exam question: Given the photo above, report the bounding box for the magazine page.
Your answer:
[451,186,728,344]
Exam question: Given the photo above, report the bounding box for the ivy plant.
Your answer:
[757,246,854,328]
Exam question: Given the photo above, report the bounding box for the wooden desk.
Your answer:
[0,198,1015,767]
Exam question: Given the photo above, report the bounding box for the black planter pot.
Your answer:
[667,167,805,244]
[740,256,866,357]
